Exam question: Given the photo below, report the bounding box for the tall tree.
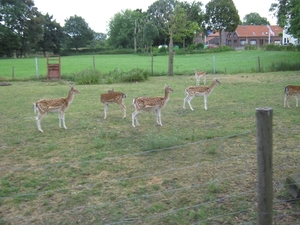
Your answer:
[147,0,177,46]
[148,0,199,75]
[270,0,300,39]
[36,14,65,56]
[243,12,270,25]
[180,1,205,49]
[64,15,94,52]
[0,0,38,57]
[205,0,240,47]
[107,9,144,49]
[143,21,159,51]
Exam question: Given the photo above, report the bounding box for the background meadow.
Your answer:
[1,50,300,80]
[0,69,300,224]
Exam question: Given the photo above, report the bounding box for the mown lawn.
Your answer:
[0,50,300,79]
[0,71,300,224]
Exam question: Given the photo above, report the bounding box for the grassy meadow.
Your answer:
[1,50,300,79]
[0,70,300,224]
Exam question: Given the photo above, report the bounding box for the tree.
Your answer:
[0,0,38,57]
[64,15,94,52]
[148,0,200,75]
[243,12,270,25]
[36,14,65,56]
[205,0,240,47]
[270,0,300,39]
[147,0,177,46]
[143,21,159,51]
[107,9,144,49]
[180,1,205,49]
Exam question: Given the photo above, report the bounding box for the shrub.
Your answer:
[158,46,168,54]
[269,60,300,71]
[196,43,204,50]
[72,68,102,85]
[120,68,149,82]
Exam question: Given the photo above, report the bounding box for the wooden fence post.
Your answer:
[256,108,273,225]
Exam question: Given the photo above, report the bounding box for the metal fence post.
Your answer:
[256,108,273,225]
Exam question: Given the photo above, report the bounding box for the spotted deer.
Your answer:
[284,85,300,108]
[183,78,220,111]
[194,69,206,85]
[100,89,126,119]
[33,85,80,132]
[132,84,174,127]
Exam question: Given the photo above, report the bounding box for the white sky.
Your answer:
[34,0,277,33]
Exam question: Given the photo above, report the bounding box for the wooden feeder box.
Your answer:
[47,55,61,80]
[285,174,300,198]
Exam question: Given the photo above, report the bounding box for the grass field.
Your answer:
[1,50,300,79]
[0,71,300,224]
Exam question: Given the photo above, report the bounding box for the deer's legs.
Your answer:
[36,112,46,132]
[103,103,108,119]
[155,109,162,126]
[60,111,67,129]
[204,95,208,110]
[184,95,195,111]
[120,103,126,119]
[132,111,141,127]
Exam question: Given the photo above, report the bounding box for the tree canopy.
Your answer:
[64,15,94,51]
[243,12,270,25]
[205,0,240,46]
[107,9,144,49]
[270,0,300,38]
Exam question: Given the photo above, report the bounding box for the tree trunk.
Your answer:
[168,35,174,76]
[134,19,137,52]
[219,29,223,47]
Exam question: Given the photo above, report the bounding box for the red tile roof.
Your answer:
[235,25,283,37]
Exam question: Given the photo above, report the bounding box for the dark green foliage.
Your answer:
[71,68,102,85]
[245,45,259,50]
[71,68,149,84]
[263,44,297,51]
[120,68,149,82]
[158,46,168,54]
[242,12,270,25]
[269,60,300,71]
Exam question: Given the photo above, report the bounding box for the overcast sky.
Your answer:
[34,0,277,33]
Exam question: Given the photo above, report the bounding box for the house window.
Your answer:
[240,39,246,45]
[228,40,232,46]
[233,33,237,37]
[234,40,237,44]
[250,39,256,45]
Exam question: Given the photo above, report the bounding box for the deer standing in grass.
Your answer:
[194,69,206,85]
[33,85,80,132]
[132,84,174,127]
[183,78,220,111]
[100,89,126,119]
[284,85,300,108]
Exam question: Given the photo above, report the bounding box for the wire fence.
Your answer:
[1,120,300,225]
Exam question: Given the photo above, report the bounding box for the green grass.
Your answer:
[0,51,300,79]
[0,71,300,224]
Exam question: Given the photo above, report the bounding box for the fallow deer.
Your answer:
[284,85,300,108]
[194,69,206,85]
[183,78,220,111]
[33,85,80,132]
[100,89,126,119]
[132,84,174,127]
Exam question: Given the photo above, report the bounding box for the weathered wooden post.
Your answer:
[256,108,273,225]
